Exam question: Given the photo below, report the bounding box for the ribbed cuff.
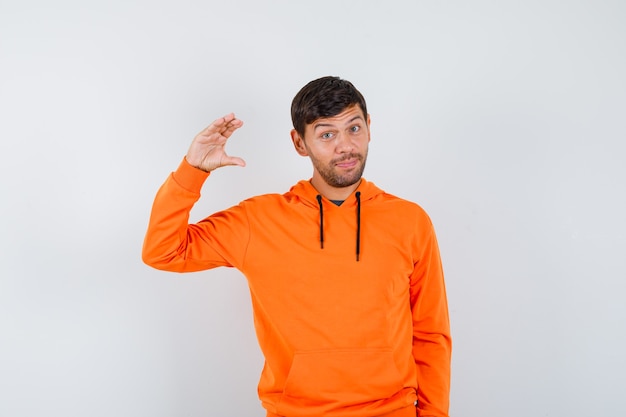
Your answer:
[171,157,211,193]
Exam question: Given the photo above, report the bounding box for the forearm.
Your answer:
[413,329,451,417]
[413,279,451,417]
[142,158,212,272]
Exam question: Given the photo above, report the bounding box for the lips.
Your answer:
[336,159,358,168]
[334,154,361,169]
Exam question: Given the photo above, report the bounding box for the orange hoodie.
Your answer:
[143,158,451,417]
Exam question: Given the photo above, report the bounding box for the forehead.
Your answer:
[309,105,366,129]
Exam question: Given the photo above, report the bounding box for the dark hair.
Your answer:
[291,76,368,137]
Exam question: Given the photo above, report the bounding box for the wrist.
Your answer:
[184,156,212,173]
[174,157,211,192]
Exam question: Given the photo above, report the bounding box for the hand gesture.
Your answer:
[186,113,245,172]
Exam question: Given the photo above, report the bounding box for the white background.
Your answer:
[1,1,625,416]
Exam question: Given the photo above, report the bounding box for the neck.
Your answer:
[310,177,362,200]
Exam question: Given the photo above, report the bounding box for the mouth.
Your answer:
[335,159,358,169]
[334,154,361,169]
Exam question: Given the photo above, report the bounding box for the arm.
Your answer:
[410,223,452,417]
[142,114,249,272]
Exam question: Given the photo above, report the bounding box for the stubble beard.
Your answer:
[312,152,368,188]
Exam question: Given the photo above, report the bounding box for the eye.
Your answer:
[350,125,361,133]
[321,132,334,140]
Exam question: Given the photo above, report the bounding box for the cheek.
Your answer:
[353,135,369,150]
[311,143,334,157]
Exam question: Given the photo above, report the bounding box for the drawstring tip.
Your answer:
[355,191,361,262]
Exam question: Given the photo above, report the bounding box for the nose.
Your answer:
[335,132,354,153]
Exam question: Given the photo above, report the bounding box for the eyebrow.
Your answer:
[313,115,364,131]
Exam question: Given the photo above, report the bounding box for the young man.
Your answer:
[143,76,451,417]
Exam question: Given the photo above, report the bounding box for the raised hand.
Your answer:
[185,113,245,172]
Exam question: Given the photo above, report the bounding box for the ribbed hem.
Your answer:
[171,157,211,193]
[266,404,416,417]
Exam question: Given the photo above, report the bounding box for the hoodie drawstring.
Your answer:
[316,192,362,261]
[356,191,361,262]
[316,195,324,249]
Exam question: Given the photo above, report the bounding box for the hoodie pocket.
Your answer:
[278,348,404,412]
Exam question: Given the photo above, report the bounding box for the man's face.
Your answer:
[291,105,371,189]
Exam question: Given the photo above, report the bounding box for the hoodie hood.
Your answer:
[285,178,384,207]
[285,178,385,261]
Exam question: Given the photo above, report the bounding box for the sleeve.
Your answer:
[142,158,250,272]
[410,221,452,417]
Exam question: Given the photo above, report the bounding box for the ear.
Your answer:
[366,114,372,143]
[290,129,309,157]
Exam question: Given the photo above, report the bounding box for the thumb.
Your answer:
[221,156,246,167]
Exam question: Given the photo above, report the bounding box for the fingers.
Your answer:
[202,113,244,138]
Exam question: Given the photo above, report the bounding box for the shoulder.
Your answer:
[239,192,301,211]
[372,191,433,225]
[241,192,286,206]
